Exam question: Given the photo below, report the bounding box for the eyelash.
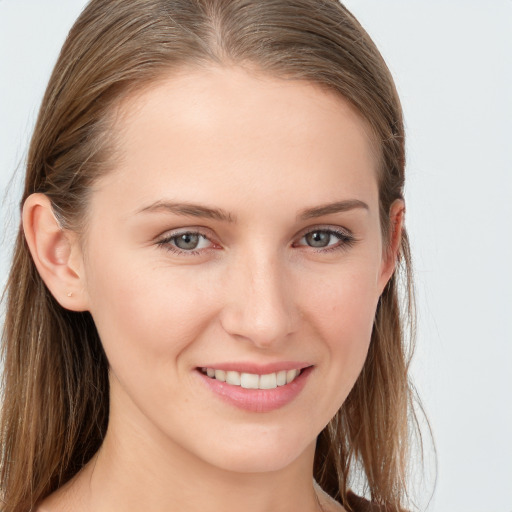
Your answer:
[156,231,213,256]
[156,226,356,256]
[294,227,356,253]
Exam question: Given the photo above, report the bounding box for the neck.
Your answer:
[61,388,323,512]
[83,432,321,512]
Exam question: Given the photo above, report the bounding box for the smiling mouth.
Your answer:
[199,367,305,390]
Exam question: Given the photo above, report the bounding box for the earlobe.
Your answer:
[22,193,88,312]
[378,199,405,293]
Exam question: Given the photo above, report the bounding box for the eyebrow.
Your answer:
[137,201,235,223]
[298,199,369,220]
[136,198,368,223]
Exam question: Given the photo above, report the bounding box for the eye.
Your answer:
[294,228,355,251]
[173,233,209,250]
[304,231,334,248]
[157,231,214,254]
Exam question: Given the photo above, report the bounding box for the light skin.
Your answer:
[24,65,404,512]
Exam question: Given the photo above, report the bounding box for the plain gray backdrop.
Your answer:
[1,1,511,510]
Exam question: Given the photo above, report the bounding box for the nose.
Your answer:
[219,249,299,349]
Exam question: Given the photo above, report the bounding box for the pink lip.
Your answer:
[195,365,314,413]
[196,361,312,374]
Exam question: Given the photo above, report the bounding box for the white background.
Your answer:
[1,1,511,511]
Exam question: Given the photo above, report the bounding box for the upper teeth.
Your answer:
[202,368,301,389]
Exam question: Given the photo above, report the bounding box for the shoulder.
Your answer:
[345,491,381,512]
[33,475,87,512]
[314,480,346,512]
[34,494,75,512]
[346,491,408,512]
[314,480,406,512]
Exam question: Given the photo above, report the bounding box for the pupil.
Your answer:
[306,231,330,247]
[175,233,199,250]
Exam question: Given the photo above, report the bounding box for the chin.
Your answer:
[210,454,303,474]
[192,429,315,474]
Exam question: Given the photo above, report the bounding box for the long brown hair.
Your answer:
[1,1,421,511]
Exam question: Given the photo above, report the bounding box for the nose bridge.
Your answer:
[220,245,297,348]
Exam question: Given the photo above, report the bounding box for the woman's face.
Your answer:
[79,65,396,473]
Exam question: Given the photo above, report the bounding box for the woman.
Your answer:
[1,1,420,511]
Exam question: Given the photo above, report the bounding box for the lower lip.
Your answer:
[195,366,313,413]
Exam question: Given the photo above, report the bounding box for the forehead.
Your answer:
[93,65,379,216]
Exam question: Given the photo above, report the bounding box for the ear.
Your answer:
[377,198,405,294]
[22,193,89,312]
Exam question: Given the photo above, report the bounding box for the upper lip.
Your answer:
[196,361,313,374]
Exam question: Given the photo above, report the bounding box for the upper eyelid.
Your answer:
[155,228,218,254]
[157,224,351,237]
[155,224,354,249]
[156,226,215,241]
[292,229,354,249]
[156,230,217,255]
[294,224,354,239]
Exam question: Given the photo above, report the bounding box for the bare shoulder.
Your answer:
[34,472,88,512]
[35,490,78,512]
[34,495,71,512]
[314,480,347,512]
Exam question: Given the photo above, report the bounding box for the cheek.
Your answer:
[298,260,380,399]
[301,256,380,337]
[83,245,219,381]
